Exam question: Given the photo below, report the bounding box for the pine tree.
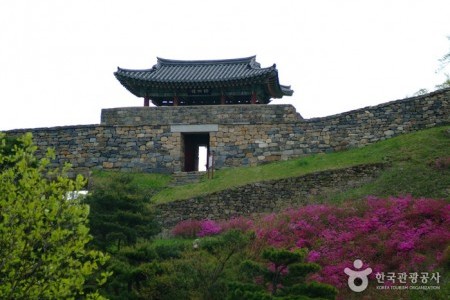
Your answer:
[229,247,337,300]
[84,173,160,252]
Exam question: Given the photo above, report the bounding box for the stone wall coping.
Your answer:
[305,87,450,123]
[101,103,298,112]
[4,124,101,133]
[4,123,169,133]
[100,104,303,126]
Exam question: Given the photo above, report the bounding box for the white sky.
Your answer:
[0,0,449,130]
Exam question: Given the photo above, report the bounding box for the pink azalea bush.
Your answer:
[220,216,254,232]
[172,219,222,237]
[197,219,222,237]
[172,196,450,294]
[252,196,450,290]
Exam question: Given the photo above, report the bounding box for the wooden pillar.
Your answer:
[144,97,150,107]
[173,95,179,107]
[251,92,257,104]
[221,94,226,105]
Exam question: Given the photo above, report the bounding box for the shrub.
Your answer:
[172,219,222,238]
[253,196,450,291]
[229,247,337,299]
[198,219,222,237]
[171,219,202,238]
[84,173,160,251]
[172,196,449,297]
[220,216,254,232]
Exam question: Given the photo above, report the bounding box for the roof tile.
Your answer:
[114,56,293,99]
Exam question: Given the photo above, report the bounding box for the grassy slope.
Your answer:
[90,170,171,196]
[90,126,450,204]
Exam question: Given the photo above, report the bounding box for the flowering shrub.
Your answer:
[220,216,253,232]
[171,219,202,238]
[172,196,449,296]
[172,219,223,238]
[197,219,222,237]
[251,196,450,290]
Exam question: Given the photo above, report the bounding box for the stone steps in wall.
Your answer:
[169,171,206,186]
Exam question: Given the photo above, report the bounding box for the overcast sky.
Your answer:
[1,0,449,130]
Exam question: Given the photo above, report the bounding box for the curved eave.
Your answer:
[281,85,294,96]
[116,80,141,98]
[264,70,294,99]
[115,67,276,84]
[115,72,293,100]
[115,70,277,92]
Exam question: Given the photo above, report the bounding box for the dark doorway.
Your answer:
[183,133,210,172]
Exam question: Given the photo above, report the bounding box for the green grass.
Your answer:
[90,170,171,192]
[151,126,450,204]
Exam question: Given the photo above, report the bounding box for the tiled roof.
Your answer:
[117,56,273,83]
[114,56,293,98]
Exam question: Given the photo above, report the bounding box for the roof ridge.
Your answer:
[116,66,155,72]
[156,56,257,66]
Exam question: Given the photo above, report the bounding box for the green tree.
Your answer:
[84,173,161,252]
[438,36,450,71]
[104,240,186,300]
[434,74,450,90]
[83,173,161,299]
[436,36,450,89]
[413,36,450,95]
[229,247,337,300]
[141,230,251,300]
[0,133,109,299]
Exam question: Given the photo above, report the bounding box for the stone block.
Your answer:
[384,130,395,136]
[102,162,114,169]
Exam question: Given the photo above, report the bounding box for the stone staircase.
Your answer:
[170,171,206,186]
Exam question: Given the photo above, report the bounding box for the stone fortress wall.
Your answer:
[5,88,450,175]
